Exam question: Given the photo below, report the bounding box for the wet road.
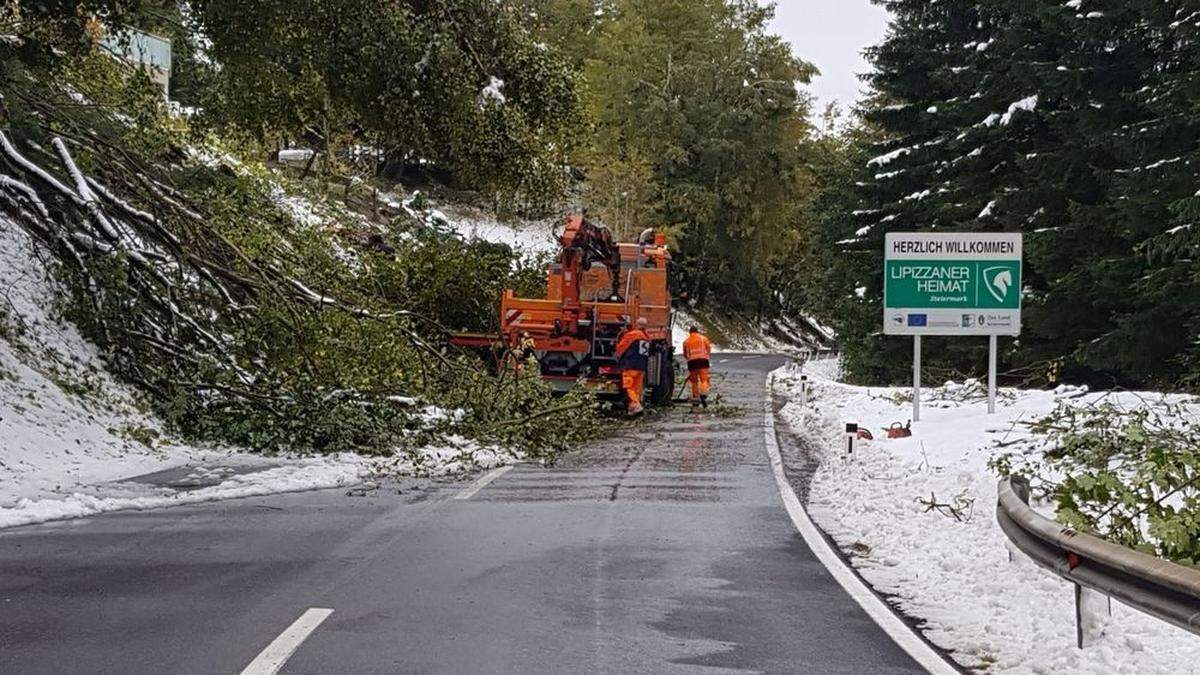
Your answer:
[0,355,923,674]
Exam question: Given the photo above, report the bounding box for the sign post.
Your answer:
[883,232,1023,418]
[913,335,922,421]
[988,334,998,414]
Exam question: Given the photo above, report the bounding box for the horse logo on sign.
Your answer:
[983,267,1014,304]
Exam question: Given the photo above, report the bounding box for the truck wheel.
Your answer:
[650,353,675,406]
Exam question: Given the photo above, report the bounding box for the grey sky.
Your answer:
[768,0,891,113]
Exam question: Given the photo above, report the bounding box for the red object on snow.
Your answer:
[885,421,913,439]
[856,429,874,440]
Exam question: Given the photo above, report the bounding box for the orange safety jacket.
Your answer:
[682,332,712,371]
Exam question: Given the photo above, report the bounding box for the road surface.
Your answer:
[0,354,924,674]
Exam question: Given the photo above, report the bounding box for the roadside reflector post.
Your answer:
[912,335,922,422]
[845,422,858,457]
[988,334,998,414]
[800,374,809,406]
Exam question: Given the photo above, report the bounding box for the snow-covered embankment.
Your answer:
[0,221,511,529]
[773,363,1200,673]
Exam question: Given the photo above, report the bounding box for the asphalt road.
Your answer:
[0,354,923,674]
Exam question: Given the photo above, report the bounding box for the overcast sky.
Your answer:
[768,0,892,114]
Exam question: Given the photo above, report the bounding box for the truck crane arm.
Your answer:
[560,215,621,301]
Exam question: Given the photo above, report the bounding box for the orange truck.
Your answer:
[452,215,677,405]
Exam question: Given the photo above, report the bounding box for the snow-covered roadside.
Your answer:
[672,309,835,357]
[0,455,365,529]
[384,195,561,255]
[773,365,1200,673]
[0,221,515,531]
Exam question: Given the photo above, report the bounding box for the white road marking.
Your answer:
[454,465,514,500]
[240,607,333,675]
[762,370,958,675]
[718,359,729,364]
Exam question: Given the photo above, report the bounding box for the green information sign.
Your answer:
[883,232,1022,336]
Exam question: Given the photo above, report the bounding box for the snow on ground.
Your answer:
[428,202,559,256]
[674,310,835,356]
[774,364,1200,673]
[0,221,221,502]
[0,455,365,530]
[0,220,515,531]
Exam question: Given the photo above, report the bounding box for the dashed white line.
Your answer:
[240,607,333,675]
[454,465,515,500]
[762,370,958,675]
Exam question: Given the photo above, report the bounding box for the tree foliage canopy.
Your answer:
[186,0,583,204]
[519,0,822,315]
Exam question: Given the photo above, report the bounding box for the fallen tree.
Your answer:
[0,52,599,457]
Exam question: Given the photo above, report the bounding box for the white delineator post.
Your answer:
[912,335,922,422]
[799,374,809,406]
[988,334,998,414]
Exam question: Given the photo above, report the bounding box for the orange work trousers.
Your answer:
[622,369,645,410]
[688,367,710,400]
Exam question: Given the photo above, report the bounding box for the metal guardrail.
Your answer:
[996,476,1200,646]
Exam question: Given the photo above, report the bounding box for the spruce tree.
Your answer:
[1106,0,1200,385]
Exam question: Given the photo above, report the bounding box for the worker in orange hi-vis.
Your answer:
[615,317,652,415]
[682,325,713,408]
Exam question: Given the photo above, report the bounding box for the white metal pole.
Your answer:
[988,334,998,414]
[913,335,922,422]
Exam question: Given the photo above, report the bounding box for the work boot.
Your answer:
[628,403,644,416]
[700,395,708,408]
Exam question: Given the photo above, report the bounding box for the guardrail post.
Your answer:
[1075,584,1109,649]
[1074,584,1085,649]
[1011,475,1030,504]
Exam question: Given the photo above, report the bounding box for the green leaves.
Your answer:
[190,0,583,205]
[1,39,599,461]
[1014,401,1200,564]
[526,0,819,314]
